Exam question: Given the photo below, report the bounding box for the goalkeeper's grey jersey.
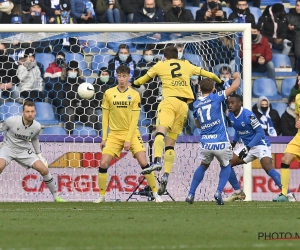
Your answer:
[0,116,41,153]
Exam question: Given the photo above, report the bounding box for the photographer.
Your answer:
[196,0,227,23]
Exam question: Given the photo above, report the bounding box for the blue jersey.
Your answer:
[228,107,270,147]
[193,90,229,143]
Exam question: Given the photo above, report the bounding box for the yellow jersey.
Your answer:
[295,94,300,133]
[102,86,141,131]
[146,59,202,104]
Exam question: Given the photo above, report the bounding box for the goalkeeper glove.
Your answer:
[238,146,250,160]
[131,81,141,88]
[231,141,237,149]
[37,153,48,168]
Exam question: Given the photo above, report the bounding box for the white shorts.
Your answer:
[0,145,39,169]
[234,145,272,163]
[200,142,233,166]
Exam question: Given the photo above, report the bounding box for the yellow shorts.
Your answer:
[156,97,188,137]
[102,129,145,158]
[284,134,300,161]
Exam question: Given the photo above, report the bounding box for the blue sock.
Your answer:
[267,168,290,193]
[189,165,207,195]
[217,164,231,193]
[228,168,241,191]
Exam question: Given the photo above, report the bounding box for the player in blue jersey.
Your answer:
[225,94,296,202]
[185,72,241,205]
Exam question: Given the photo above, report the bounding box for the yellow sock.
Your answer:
[281,168,290,196]
[98,173,108,196]
[164,148,175,174]
[154,134,165,158]
[144,172,158,193]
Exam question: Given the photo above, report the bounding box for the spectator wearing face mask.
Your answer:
[27,0,55,23]
[228,0,255,25]
[258,3,292,56]
[196,0,227,23]
[0,0,14,24]
[289,74,300,97]
[44,51,66,79]
[252,96,281,136]
[133,0,164,23]
[165,0,194,23]
[17,49,46,102]
[281,95,298,136]
[107,44,137,84]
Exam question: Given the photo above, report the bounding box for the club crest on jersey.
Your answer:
[127,95,132,101]
[241,122,245,127]
[30,130,34,135]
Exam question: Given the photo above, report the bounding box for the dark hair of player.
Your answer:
[163,46,178,59]
[199,78,215,94]
[229,94,243,103]
[116,65,130,75]
[23,100,36,110]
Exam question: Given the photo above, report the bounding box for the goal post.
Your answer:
[0,23,253,201]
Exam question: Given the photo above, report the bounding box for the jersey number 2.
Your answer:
[170,63,182,78]
[197,104,211,123]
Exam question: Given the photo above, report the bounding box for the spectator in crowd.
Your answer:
[44,51,66,79]
[39,0,69,18]
[289,74,300,97]
[96,0,121,23]
[92,67,115,130]
[59,60,99,134]
[287,0,300,73]
[258,3,292,56]
[281,95,298,136]
[21,0,34,14]
[27,0,55,23]
[241,23,276,83]
[135,49,160,122]
[0,0,14,24]
[17,49,46,102]
[156,0,172,14]
[228,0,255,25]
[175,43,184,59]
[196,0,227,23]
[133,0,164,23]
[0,43,19,103]
[165,0,194,23]
[252,96,281,136]
[122,0,143,22]
[70,0,97,23]
[108,44,136,84]
[230,0,260,12]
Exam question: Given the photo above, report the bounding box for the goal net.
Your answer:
[1,23,284,203]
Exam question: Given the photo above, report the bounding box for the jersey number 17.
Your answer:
[197,104,212,123]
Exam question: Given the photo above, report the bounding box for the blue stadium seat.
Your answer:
[0,102,22,120]
[107,42,137,53]
[131,54,142,63]
[261,0,282,6]
[84,77,96,84]
[43,127,67,135]
[272,54,297,77]
[227,127,235,137]
[249,7,262,24]
[91,54,114,75]
[35,53,55,73]
[222,7,233,18]
[271,102,288,117]
[184,53,204,67]
[193,128,201,136]
[139,126,149,136]
[252,78,282,100]
[73,125,97,136]
[281,78,295,98]
[65,53,92,76]
[185,6,198,20]
[78,40,108,53]
[35,102,60,126]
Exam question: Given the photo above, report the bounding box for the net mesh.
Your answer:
[0,30,287,202]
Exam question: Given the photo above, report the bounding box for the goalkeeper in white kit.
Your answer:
[0,101,66,202]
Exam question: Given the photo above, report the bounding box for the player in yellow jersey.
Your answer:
[93,65,162,203]
[273,93,300,202]
[133,46,222,195]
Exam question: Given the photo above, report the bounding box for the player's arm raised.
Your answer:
[124,94,141,151]
[199,68,222,84]
[133,62,159,88]
[225,72,241,97]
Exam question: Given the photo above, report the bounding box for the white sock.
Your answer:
[234,189,241,194]
[43,173,58,199]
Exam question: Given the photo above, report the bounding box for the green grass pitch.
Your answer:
[1,202,300,250]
